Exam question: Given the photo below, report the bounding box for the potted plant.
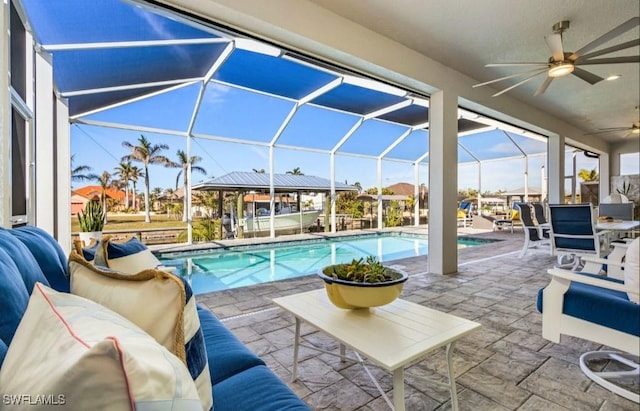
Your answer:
[77,200,105,246]
[318,256,408,309]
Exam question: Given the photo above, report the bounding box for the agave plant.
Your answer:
[323,256,400,283]
[77,200,105,232]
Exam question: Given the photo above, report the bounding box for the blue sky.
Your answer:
[71,120,600,195]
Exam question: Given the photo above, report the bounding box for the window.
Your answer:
[9,0,33,226]
[620,152,640,175]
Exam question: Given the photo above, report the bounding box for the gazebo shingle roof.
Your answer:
[192,171,356,193]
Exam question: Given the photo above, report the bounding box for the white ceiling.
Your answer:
[308,0,640,144]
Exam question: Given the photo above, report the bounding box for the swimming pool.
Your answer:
[158,234,497,294]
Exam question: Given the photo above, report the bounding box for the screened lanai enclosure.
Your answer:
[13,0,589,244]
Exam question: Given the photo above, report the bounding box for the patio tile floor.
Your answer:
[196,228,639,410]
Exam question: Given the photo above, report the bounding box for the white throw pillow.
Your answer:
[69,253,212,410]
[0,283,201,410]
[624,237,640,303]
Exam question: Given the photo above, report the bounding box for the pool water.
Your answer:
[158,234,496,294]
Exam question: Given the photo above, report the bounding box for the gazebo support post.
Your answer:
[217,190,224,240]
[324,195,331,232]
[236,191,244,239]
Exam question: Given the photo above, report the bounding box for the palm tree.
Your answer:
[130,166,144,211]
[578,168,599,182]
[121,135,177,222]
[114,161,134,209]
[286,167,304,175]
[175,150,207,222]
[71,154,93,183]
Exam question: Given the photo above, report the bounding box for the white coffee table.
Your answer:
[273,289,481,411]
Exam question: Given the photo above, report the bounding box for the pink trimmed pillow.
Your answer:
[0,283,202,410]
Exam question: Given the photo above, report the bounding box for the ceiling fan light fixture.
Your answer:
[548,62,574,78]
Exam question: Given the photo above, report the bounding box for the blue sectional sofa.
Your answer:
[0,226,310,411]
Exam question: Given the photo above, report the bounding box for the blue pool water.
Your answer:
[158,234,496,294]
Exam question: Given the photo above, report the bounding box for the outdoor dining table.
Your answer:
[596,220,640,231]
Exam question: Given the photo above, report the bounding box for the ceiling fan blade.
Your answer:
[571,67,604,85]
[492,71,547,97]
[473,68,548,88]
[584,128,629,135]
[571,17,640,59]
[575,39,640,61]
[485,63,547,67]
[576,56,640,65]
[534,76,553,96]
[545,34,565,61]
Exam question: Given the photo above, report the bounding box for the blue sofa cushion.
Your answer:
[537,273,639,336]
[0,248,30,345]
[197,305,265,385]
[9,226,70,292]
[213,365,310,411]
[0,229,49,292]
[81,241,100,262]
[0,338,7,367]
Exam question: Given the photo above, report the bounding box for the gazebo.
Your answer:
[192,171,356,238]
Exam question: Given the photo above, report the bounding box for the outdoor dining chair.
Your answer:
[531,202,549,227]
[515,202,550,257]
[548,203,611,269]
[537,237,639,403]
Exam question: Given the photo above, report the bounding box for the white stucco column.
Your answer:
[547,133,565,204]
[598,153,610,200]
[428,90,458,275]
[35,52,55,233]
[55,99,71,254]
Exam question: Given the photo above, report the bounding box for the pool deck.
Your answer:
[184,227,637,410]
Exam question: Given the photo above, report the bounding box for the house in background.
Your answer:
[71,186,126,215]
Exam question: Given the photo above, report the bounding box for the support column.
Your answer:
[599,153,610,201]
[547,134,565,204]
[35,52,55,233]
[55,98,71,254]
[236,193,244,239]
[428,90,458,275]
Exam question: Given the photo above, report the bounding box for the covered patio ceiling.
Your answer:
[18,0,549,167]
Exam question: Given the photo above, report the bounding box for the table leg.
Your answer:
[393,367,405,411]
[445,342,459,411]
[291,318,301,382]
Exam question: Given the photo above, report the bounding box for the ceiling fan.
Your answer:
[474,17,640,97]
[584,121,640,136]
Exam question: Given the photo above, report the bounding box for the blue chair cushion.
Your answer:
[555,237,596,251]
[10,226,70,292]
[537,273,639,336]
[0,229,49,293]
[197,305,265,385]
[0,248,30,345]
[213,365,310,411]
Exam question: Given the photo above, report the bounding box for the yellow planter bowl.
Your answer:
[318,267,408,309]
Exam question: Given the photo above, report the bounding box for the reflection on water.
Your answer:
[161,235,490,294]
